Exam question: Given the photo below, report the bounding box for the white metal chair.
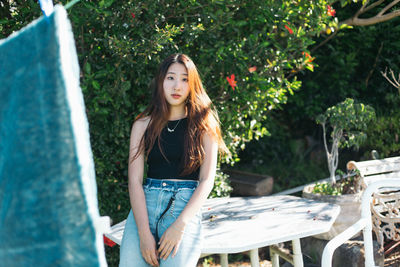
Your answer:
[321,179,400,267]
[347,156,400,249]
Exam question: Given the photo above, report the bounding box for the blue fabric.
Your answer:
[0,5,106,267]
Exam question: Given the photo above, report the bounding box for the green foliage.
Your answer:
[362,111,400,158]
[311,169,361,195]
[242,1,400,194]
[338,0,365,7]
[277,10,400,188]
[234,118,329,193]
[66,0,336,164]
[57,0,336,225]
[209,168,232,198]
[312,181,343,195]
[317,98,375,184]
[317,98,376,150]
[284,11,400,125]
[200,256,215,267]
[0,0,41,36]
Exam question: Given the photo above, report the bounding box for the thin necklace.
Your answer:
[167,119,182,132]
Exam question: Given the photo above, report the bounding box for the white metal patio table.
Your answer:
[201,195,340,267]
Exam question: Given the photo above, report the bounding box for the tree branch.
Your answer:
[378,0,400,16]
[358,0,370,13]
[333,129,342,171]
[364,0,385,13]
[322,123,330,160]
[365,42,384,88]
[381,68,400,93]
[340,1,400,27]
[311,30,338,53]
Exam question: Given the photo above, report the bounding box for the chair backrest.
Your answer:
[347,157,400,178]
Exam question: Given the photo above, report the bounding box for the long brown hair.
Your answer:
[132,53,228,175]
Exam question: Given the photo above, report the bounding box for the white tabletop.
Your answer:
[201,195,340,254]
[105,195,340,255]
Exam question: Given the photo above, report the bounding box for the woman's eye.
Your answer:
[182,78,188,82]
[167,76,174,80]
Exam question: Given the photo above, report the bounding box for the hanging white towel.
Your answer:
[0,5,108,267]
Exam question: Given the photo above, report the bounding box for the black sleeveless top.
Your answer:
[146,118,200,180]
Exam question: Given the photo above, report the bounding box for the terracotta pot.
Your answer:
[302,184,363,240]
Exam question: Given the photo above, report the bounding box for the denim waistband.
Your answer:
[144,178,199,190]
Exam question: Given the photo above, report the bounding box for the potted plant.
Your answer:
[303,98,376,239]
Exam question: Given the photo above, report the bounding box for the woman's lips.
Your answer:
[171,94,181,99]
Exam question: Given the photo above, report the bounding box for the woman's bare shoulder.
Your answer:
[132,116,151,132]
[136,116,151,124]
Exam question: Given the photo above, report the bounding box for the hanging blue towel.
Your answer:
[0,5,107,266]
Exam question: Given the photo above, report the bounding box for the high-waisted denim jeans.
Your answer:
[119,178,203,267]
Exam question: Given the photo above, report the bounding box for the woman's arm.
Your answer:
[128,118,159,266]
[158,131,219,259]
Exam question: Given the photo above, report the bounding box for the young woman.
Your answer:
[119,54,228,267]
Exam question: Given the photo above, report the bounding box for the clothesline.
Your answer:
[39,0,81,17]
[64,0,81,10]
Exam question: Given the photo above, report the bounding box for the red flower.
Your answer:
[131,12,136,19]
[327,5,336,17]
[302,52,315,71]
[226,74,237,90]
[248,66,257,73]
[284,24,294,34]
[103,235,116,247]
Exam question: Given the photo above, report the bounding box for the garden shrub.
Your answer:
[362,111,400,158]
[60,0,336,222]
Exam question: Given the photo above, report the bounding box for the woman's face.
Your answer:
[163,63,190,108]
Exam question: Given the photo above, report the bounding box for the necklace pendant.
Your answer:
[166,118,182,133]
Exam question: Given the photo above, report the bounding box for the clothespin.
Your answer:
[38,0,54,17]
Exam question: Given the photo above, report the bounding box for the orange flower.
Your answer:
[284,24,294,34]
[327,5,336,17]
[248,66,257,73]
[226,74,237,90]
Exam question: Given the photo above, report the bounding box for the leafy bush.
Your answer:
[59,0,336,221]
[362,111,400,158]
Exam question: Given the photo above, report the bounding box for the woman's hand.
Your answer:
[139,230,159,266]
[157,221,186,260]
